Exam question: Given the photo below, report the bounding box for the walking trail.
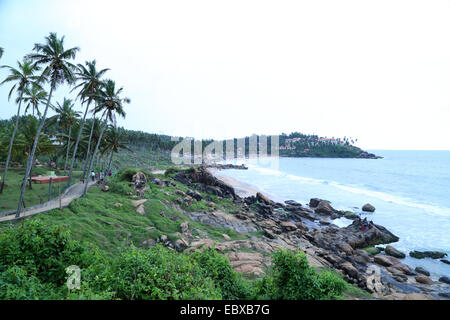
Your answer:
[0,181,96,222]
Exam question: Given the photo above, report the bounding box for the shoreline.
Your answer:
[206,166,450,299]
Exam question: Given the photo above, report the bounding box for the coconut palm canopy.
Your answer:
[93,79,128,125]
[26,32,79,88]
[21,84,48,117]
[1,60,42,101]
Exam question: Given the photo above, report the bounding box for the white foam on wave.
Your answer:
[247,165,450,217]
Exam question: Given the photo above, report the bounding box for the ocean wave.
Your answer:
[247,165,450,217]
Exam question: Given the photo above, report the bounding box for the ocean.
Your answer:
[214,150,450,279]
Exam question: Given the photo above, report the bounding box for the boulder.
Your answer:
[340,262,359,279]
[385,245,406,259]
[362,203,375,212]
[402,293,436,300]
[180,221,189,234]
[439,276,450,285]
[285,200,301,206]
[280,221,297,232]
[101,185,109,192]
[131,199,147,207]
[187,189,202,201]
[174,238,189,252]
[222,234,231,241]
[374,254,399,267]
[415,267,430,276]
[337,242,354,256]
[256,192,273,205]
[140,239,156,247]
[309,198,321,207]
[315,201,335,215]
[441,259,450,265]
[415,275,433,285]
[114,202,123,208]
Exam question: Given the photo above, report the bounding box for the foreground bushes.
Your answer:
[0,220,346,300]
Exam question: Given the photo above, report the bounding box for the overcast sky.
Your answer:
[1,0,450,150]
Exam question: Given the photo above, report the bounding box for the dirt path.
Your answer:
[0,181,96,222]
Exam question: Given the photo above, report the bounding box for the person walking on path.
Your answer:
[91,171,95,182]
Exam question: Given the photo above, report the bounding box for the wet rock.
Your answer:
[285,200,301,206]
[439,276,450,285]
[315,201,335,215]
[362,203,375,212]
[415,267,430,276]
[385,245,406,259]
[415,275,433,285]
[409,250,448,259]
[441,259,450,265]
[309,198,321,207]
[343,211,360,220]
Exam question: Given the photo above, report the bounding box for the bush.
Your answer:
[95,245,222,300]
[0,265,61,300]
[257,249,345,300]
[0,220,97,285]
[118,168,140,182]
[192,248,254,300]
[109,180,134,195]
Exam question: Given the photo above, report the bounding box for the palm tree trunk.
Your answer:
[0,90,24,194]
[82,112,96,181]
[63,126,72,175]
[66,102,90,188]
[107,151,114,172]
[16,85,54,218]
[83,115,106,198]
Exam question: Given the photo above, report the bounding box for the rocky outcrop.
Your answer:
[409,250,448,259]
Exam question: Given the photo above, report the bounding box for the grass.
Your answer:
[0,166,83,213]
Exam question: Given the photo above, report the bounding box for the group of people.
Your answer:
[89,169,112,182]
[361,218,375,231]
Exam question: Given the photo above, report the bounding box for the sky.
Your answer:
[0,0,450,150]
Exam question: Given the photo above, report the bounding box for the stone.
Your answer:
[441,259,450,265]
[374,254,399,267]
[140,239,156,247]
[222,234,231,241]
[114,202,123,208]
[415,274,433,285]
[340,262,359,279]
[285,200,301,206]
[438,276,450,284]
[315,201,335,215]
[256,192,273,205]
[385,245,406,259]
[136,205,145,215]
[280,221,297,232]
[362,203,375,212]
[174,238,189,252]
[309,198,321,207]
[415,266,430,276]
[101,185,109,192]
[131,199,148,207]
[180,221,189,234]
[187,189,202,201]
[409,250,448,259]
[337,242,354,256]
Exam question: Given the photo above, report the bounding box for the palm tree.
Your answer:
[102,125,130,172]
[50,98,80,174]
[67,60,109,188]
[0,60,41,194]
[83,79,128,197]
[21,84,48,117]
[16,32,79,217]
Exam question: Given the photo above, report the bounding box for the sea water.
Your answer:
[215,150,450,279]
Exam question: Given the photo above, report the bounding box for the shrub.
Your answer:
[118,168,140,182]
[109,180,134,195]
[192,248,254,299]
[0,220,97,285]
[258,249,345,300]
[0,265,61,300]
[97,245,222,300]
